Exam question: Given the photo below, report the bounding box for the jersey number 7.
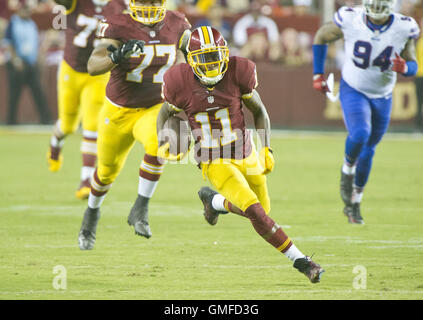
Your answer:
[126,45,176,84]
[74,14,99,48]
[353,41,393,72]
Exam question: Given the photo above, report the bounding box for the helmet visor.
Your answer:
[189,47,229,78]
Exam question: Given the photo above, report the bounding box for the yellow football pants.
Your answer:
[203,152,271,214]
[96,99,162,185]
[57,60,109,134]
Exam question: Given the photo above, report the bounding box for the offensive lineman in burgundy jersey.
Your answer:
[157,27,325,283]
[78,0,192,250]
[48,0,128,200]
[100,9,191,108]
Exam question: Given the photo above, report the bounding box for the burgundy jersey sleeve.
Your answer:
[63,0,100,73]
[163,64,189,110]
[98,14,127,42]
[234,56,258,97]
[103,0,129,18]
[174,12,192,49]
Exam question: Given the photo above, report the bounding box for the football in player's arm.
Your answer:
[157,90,274,173]
[311,0,419,224]
[157,27,325,284]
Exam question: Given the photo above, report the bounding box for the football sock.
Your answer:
[80,130,97,182]
[342,160,356,175]
[53,120,66,140]
[50,121,65,160]
[351,185,364,204]
[50,135,65,149]
[211,195,247,217]
[224,200,247,217]
[49,136,64,160]
[211,194,227,212]
[284,244,306,262]
[244,203,293,254]
[81,166,95,183]
[138,154,164,198]
[88,169,112,209]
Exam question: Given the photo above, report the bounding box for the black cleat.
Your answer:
[78,207,100,250]
[127,195,152,239]
[344,203,364,225]
[198,187,227,226]
[340,169,354,207]
[293,256,325,283]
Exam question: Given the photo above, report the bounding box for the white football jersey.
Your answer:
[334,6,420,99]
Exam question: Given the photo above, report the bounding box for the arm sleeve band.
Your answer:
[312,44,328,75]
[404,60,418,77]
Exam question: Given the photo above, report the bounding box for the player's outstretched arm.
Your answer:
[312,22,343,93]
[243,90,271,148]
[401,38,418,61]
[243,90,274,174]
[314,21,343,45]
[87,38,122,76]
[53,0,74,10]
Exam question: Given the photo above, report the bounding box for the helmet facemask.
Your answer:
[129,0,167,25]
[188,46,229,86]
[363,0,396,20]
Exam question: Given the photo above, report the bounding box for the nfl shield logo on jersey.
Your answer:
[207,96,215,104]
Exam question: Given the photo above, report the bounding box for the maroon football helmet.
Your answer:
[186,26,229,86]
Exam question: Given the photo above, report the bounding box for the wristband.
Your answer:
[312,44,328,75]
[404,60,418,77]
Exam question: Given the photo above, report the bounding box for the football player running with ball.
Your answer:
[157,27,325,283]
[78,0,191,250]
[312,0,419,224]
[47,0,127,200]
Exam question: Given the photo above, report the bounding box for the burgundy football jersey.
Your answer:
[163,56,257,163]
[99,11,191,108]
[63,0,127,73]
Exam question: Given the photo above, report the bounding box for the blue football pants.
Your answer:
[340,78,392,188]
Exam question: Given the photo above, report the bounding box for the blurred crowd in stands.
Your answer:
[0,0,422,68]
[0,0,422,126]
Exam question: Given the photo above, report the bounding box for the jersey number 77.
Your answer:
[126,45,177,84]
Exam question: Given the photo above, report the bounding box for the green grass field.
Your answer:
[0,128,422,300]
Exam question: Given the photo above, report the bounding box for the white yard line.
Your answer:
[1,126,422,140]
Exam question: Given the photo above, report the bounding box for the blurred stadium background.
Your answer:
[0,0,422,130]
